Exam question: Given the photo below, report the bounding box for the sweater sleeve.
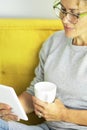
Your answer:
[26,30,65,95]
[26,34,54,95]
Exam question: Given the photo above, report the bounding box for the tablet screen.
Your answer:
[0,84,28,121]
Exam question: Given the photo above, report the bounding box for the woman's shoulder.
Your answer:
[42,30,67,53]
[52,30,65,39]
[47,30,65,40]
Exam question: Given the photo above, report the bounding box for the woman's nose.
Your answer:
[62,14,70,24]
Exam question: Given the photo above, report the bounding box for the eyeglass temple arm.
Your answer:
[80,12,87,17]
[53,2,60,9]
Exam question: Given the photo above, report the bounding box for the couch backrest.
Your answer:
[0,19,63,95]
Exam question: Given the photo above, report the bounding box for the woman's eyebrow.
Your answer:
[60,2,79,11]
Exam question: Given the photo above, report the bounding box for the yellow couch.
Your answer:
[0,19,63,125]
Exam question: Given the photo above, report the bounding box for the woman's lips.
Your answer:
[64,25,74,31]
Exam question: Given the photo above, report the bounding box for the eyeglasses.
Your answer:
[53,1,87,24]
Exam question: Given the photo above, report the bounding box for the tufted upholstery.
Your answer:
[0,19,63,124]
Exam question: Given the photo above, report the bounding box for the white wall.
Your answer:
[0,0,56,19]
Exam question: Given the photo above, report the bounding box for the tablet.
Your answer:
[0,84,28,121]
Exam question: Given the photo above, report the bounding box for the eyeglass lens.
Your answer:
[54,3,78,24]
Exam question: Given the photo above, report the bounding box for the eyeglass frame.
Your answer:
[53,1,87,22]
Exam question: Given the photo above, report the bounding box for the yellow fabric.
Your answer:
[0,19,63,124]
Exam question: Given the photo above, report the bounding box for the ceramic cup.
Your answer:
[34,81,57,103]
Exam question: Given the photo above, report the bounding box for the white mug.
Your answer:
[34,81,57,103]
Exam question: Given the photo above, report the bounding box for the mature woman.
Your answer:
[1,0,87,129]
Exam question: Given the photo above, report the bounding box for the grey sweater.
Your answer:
[26,30,87,130]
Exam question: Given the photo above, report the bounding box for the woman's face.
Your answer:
[61,0,87,38]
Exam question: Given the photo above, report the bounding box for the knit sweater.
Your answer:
[26,30,87,130]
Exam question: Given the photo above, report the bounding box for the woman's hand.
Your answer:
[0,103,19,121]
[32,96,67,121]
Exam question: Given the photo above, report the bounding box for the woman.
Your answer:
[1,0,87,129]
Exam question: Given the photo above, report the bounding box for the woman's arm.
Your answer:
[18,92,34,114]
[64,107,87,126]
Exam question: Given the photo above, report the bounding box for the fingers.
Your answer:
[0,103,11,110]
[32,96,45,118]
[0,103,12,118]
[32,96,45,111]
[0,109,19,121]
[32,96,47,108]
[0,109,11,117]
[1,114,19,121]
[33,96,58,120]
[0,103,19,121]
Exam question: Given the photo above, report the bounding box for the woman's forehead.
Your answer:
[61,0,87,10]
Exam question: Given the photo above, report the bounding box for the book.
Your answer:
[0,84,28,121]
